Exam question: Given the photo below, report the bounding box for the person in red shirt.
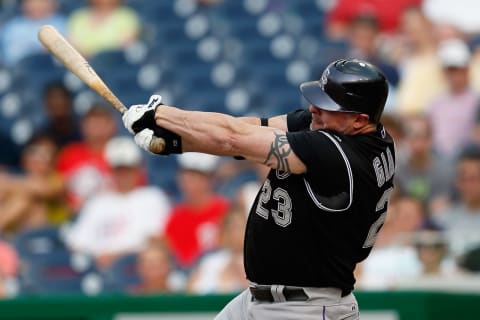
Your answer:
[326,0,422,39]
[165,153,229,270]
[56,103,117,211]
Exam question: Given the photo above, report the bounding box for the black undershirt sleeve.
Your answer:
[287,109,312,132]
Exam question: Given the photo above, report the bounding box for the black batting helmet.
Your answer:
[300,58,388,123]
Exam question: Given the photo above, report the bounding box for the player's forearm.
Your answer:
[238,117,261,126]
[155,106,249,155]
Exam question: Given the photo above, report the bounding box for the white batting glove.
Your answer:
[134,128,154,153]
[122,95,163,134]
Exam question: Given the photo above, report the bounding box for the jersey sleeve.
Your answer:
[287,109,312,132]
[286,130,352,211]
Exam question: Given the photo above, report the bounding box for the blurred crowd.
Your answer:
[0,0,480,297]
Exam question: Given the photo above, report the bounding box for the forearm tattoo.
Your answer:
[263,131,292,172]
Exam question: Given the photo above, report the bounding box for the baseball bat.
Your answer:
[37,24,165,154]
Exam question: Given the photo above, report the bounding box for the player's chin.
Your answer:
[310,121,324,131]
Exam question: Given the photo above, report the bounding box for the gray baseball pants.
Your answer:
[215,286,360,320]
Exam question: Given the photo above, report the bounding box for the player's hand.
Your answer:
[134,127,183,155]
[134,128,155,153]
[122,95,163,134]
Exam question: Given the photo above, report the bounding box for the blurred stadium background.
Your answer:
[1,0,480,319]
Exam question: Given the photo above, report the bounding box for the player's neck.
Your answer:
[346,123,377,135]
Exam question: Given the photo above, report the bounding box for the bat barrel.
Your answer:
[37,24,166,153]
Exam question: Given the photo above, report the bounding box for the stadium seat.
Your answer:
[178,90,226,113]
[0,0,19,25]
[288,0,327,21]
[302,16,326,38]
[151,19,186,43]
[238,38,276,68]
[101,254,140,293]
[314,38,349,67]
[89,49,133,75]
[228,19,263,43]
[18,250,101,295]
[0,67,12,97]
[88,51,148,107]
[14,226,68,260]
[129,0,175,21]
[214,0,254,20]
[57,0,84,15]
[146,155,180,200]
[11,53,65,98]
[173,62,215,93]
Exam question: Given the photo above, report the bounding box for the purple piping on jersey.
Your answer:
[323,306,326,320]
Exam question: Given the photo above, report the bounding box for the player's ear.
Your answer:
[352,114,370,129]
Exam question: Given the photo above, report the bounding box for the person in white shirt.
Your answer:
[187,206,249,294]
[65,136,171,269]
[433,146,480,257]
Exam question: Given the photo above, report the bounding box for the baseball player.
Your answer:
[122,58,395,319]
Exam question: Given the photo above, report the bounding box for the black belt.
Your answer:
[249,286,352,302]
[249,286,309,302]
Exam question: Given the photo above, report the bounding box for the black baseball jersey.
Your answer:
[244,109,395,293]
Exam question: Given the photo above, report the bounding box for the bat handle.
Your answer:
[150,136,166,154]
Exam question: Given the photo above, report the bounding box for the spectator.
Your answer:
[357,196,426,289]
[164,153,229,270]
[0,240,19,298]
[187,206,248,294]
[433,146,480,258]
[0,135,68,235]
[412,227,455,276]
[36,81,81,149]
[394,6,447,114]
[473,109,480,146]
[0,0,66,66]
[388,224,461,290]
[395,115,453,214]
[423,0,480,35]
[56,103,117,211]
[325,0,421,39]
[426,38,480,160]
[67,0,140,57]
[65,136,171,269]
[380,114,407,162]
[346,14,399,86]
[470,36,480,92]
[130,237,174,295]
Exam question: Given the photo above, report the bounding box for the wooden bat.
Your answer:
[37,24,165,154]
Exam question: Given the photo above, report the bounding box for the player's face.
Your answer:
[308,105,358,133]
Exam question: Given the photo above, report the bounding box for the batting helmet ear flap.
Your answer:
[300,59,388,123]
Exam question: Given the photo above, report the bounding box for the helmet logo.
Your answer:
[320,68,330,90]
